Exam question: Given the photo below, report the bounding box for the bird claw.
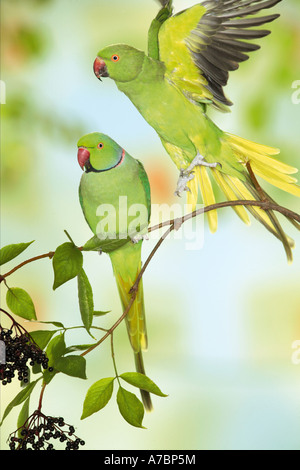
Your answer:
[209,162,222,169]
[174,169,194,197]
[174,154,222,197]
[187,153,222,171]
[131,233,149,244]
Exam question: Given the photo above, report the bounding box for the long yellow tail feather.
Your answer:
[212,170,251,225]
[226,133,300,197]
[185,132,299,262]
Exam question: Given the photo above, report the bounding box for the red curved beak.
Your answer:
[93,57,109,80]
[77,147,90,170]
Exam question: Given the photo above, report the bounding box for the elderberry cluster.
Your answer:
[8,412,85,450]
[0,324,51,385]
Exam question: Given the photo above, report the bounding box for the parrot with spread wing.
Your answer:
[93,0,300,262]
[77,132,152,411]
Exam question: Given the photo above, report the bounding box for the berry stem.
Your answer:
[110,333,121,385]
[38,383,47,411]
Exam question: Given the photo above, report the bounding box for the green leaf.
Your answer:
[52,242,83,290]
[77,268,94,333]
[33,320,65,328]
[82,234,128,253]
[93,310,111,317]
[81,235,103,252]
[0,241,34,266]
[6,287,37,321]
[32,362,42,375]
[116,386,145,428]
[55,355,87,379]
[120,372,168,397]
[65,343,96,353]
[81,377,114,420]
[46,333,66,358]
[42,333,66,384]
[17,397,30,437]
[0,379,40,425]
[29,330,56,350]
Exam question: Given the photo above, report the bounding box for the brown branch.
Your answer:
[1,197,299,360]
[80,225,173,358]
[2,196,297,417]
[1,252,55,281]
[38,383,47,412]
[148,199,300,233]
[246,161,268,201]
[130,225,173,294]
[80,288,137,357]
[81,197,300,357]
[1,199,298,284]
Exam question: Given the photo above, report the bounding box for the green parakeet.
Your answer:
[93,0,300,262]
[77,132,152,411]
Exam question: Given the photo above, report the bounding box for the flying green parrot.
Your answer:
[92,0,300,262]
[77,132,153,411]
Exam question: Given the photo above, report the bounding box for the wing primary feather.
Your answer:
[204,79,233,106]
[209,42,251,62]
[192,52,229,86]
[215,28,271,39]
[213,37,261,52]
[200,17,222,30]
[222,14,280,28]
[201,48,239,71]
[157,0,172,7]
[158,0,282,108]
[219,0,282,19]
[220,0,280,12]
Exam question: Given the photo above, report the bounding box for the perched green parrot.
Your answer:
[77,132,152,411]
[93,0,300,262]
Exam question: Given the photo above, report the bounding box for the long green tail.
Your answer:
[186,133,300,262]
[109,241,153,412]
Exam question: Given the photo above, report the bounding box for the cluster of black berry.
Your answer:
[0,322,51,385]
[8,411,85,450]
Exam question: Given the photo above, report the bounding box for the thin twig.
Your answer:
[2,196,298,418]
[80,293,137,357]
[1,252,55,281]
[246,161,268,201]
[64,230,76,245]
[110,332,121,386]
[0,307,15,324]
[1,199,299,283]
[94,198,300,356]
[148,200,300,233]
[130,225,173,294]
[1,198,299,359]
[38,383,47,412]
[80,225,173,357]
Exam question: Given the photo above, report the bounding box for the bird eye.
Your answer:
[97,143,104,149]
[111,54,120,62]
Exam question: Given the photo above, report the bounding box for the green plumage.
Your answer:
[93,0,300,261]
[77,132,152,411]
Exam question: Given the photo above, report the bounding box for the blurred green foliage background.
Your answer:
[1,0,300,450]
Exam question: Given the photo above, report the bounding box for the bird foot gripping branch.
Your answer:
[174,168,194,197]
[175,153,221,197]
[131,234,149,244]
[92,0,300,259]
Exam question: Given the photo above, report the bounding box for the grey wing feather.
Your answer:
[187,0,282,107]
